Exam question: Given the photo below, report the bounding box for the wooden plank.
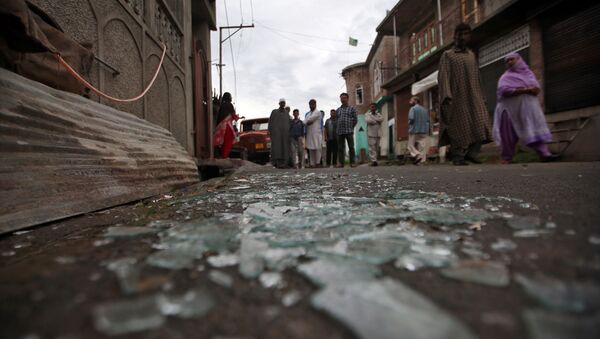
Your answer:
[0,68,199,234]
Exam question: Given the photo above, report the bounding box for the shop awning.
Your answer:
[411,71,438,95]
[376,95,393,109]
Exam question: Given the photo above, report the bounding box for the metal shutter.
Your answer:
[543,3,600,113]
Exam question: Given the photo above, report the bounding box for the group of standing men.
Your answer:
[269,93,388,169]
[269,22,551,169]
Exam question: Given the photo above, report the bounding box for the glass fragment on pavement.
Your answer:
[515,274,600,313]
[440,260,510,287]
[103,226,158,239]
[209,270,234,288]
[311,278,479,339]
[523,309,600,339]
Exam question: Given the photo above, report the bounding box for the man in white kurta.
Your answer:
[365,103,383,166]
[305,99,323,167]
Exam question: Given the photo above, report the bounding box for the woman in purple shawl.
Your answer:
[493,52,557,163]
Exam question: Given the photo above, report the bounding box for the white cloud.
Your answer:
[211,0,398,119]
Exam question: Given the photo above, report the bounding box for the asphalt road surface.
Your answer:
[1,162,599,339]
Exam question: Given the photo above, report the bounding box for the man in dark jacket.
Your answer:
[289,109,305,169]
[324,109,338,167]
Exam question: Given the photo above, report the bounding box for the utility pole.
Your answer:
[218,24,254,98]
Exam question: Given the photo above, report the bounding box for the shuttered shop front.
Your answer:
[543,3,600,113]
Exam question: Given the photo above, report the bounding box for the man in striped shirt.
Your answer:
[336,92,358,167]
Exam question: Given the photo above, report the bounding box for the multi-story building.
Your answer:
[342,35,398,159]
[344,0,600,161]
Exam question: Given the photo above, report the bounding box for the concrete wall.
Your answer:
[30,0,207,156]
[369,36,399,100]
[482,0,513,18]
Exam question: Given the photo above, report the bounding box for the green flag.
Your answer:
[348,37,358,46]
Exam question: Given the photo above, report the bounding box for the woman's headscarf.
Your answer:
[216,92,234,125]
[497,52,540,99]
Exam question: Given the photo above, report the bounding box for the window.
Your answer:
[410,21,439,64]
[164,0,184,26]
[373,61,382,98]
[461,0,480,25]
[356,85,363,105]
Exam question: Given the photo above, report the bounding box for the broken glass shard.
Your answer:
[282,290,302,307]
[13,242,31,249]
[441,260,510,287]
[104,226,158,239]
[491,239,517,252]
[156,288,214,319]
[263,247,306,271]
[239,236,268,279]
[93,238,114,247]
[523,308,600,339]
[209,270,234,288]
[93,296,165,335]
[152,237,207,259]
[146,250,195,270]
[515,274,600,313]
[147,220,175,229]
[106,257,140,295]
[259,272,283,289]
[207,253,239,268]
[297,256,380,287]
[345,238,409,264]
[506,216,541,230]
[460,247,490,260]
[395,252,455,271]
[311,278,478,339]
[513,229,551,238]
[395,244,457,271]
[412,208,491,225]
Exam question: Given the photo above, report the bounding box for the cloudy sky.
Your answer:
[210,0,398,120]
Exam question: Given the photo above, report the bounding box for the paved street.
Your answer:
[1,162,600,339]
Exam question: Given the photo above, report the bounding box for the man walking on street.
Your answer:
[365,103,383,166]
[336,93,358,167]
[324,109,338,167]
[407,96,430,165]
[269,98,292,168]
[438,23,492,166]
[305,99,323,168]
[289,109,305,169]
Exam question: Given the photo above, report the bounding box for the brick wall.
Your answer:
[343,65,371,114]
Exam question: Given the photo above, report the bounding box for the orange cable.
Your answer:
[55,43,167,103]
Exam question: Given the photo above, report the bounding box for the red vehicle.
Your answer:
[230,117,271,164]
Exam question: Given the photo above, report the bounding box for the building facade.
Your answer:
[30,0,217,159]
[344,0,600,161]
[342,35,398,159]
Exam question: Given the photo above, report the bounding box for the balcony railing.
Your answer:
[410,21,440,65]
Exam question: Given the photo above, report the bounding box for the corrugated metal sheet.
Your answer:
[0,68,199,234]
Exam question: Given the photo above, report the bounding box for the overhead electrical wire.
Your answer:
[223,0,237,99]
[258,24,370,53]
[255,20,367,46]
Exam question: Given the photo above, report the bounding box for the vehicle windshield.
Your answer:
[242,120,269,132]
